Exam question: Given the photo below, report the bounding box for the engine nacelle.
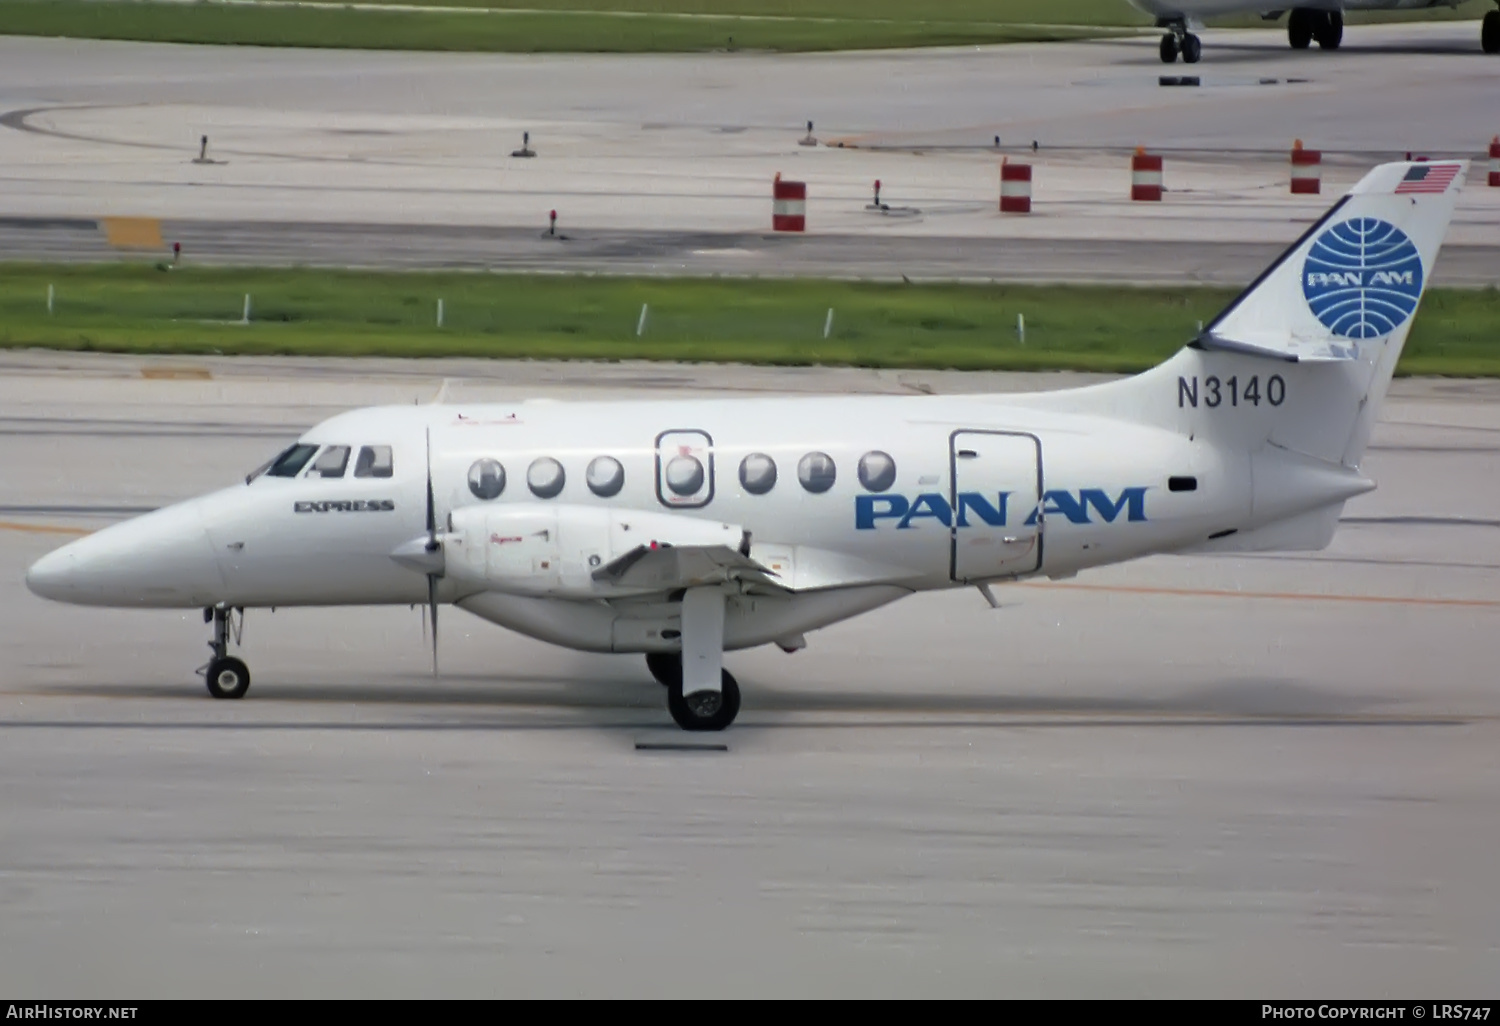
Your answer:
[446,503,747,598]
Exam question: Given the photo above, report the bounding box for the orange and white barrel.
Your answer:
[1131,150,1163,202]
[772,174,806,232]
[1489,136,1499,188]
[1000,161,1032,213]
[1290,140,1322,195]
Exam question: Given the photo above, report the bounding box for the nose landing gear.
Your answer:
[199,604,250,699]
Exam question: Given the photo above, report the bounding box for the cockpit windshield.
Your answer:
[307,445,351,479]
[257,443,319,480]
[354,445,394,479]
[248,443,392,484]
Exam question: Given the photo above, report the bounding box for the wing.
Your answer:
[591,543,787,593]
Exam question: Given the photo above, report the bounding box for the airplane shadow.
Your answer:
[13,674,1459,731]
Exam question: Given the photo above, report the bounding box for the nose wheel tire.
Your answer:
[205,656,250,699]
[1181,33,1202,64]
[667,670,741,732]
[1483,11,1499,54]
[1159,33,1179,63]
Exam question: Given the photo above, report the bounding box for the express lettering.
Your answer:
[856,488,1147,529]
[293,499,396,513]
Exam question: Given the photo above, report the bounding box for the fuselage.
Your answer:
[27,390,1248,612]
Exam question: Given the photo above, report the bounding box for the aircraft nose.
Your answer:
[25,545,81,602]
[23,501,225,607]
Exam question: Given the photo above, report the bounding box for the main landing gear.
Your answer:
[1158,21,1201,64]
[200,604,250,699]
[1484,6,1499,55]
[646,651,742,732]
[1288,8,1342,51]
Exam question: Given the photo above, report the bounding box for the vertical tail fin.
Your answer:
[1193,159,1465,465]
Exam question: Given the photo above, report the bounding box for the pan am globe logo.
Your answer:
[1302,217,1424,340]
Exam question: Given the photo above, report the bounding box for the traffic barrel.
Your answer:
[772,173,806,232]
[1290,140,1321,195]
[1000,160,1032,213]
[1131,148,1163,201]
[1489,136,1499,187]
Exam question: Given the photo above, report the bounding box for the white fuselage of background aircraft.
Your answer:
[1132,0,1462,16]
[1127,0,1495,62]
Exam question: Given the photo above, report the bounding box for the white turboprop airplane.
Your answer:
[1129,1,1496,63]
[26,161,1465,731]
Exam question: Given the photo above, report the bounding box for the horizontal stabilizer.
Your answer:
[1195,329,1358,364]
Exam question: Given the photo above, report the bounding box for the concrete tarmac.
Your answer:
[1,24,1497,281]
[1,354,1497,997]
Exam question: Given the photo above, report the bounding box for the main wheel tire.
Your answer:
[645,651,681,687]
[1159,33,1179,64]
[667,669,741,732]
[1181,33,1202,64]
[1315,10,1343,50]
[1288,9,1313,50]
[205,656,250,699]
[1483,11,1499,55]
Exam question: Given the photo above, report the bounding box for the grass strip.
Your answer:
[0,0,1478,54]
[2,264,1495,376]
[0,1,1120,53]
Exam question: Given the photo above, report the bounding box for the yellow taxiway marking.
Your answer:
[99,216,164,250]
[140,367,212,380]
[0,521,90,536]
[1025,581,1500,610]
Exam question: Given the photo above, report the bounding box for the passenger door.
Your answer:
[949,430,1042,582]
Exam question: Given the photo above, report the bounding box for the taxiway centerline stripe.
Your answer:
[1024,582,1500,609]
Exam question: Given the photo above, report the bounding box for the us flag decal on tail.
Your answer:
[1394,163,1462,194]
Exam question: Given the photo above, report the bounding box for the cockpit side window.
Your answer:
[354,445,394,479]
[264,443,319,479]
[306,445,351,479]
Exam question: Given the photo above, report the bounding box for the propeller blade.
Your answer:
[427,573,439,677]
[424,427,437,540]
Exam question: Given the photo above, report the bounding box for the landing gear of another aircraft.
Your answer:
[1158,22,1201,64]
[200,605,249,699]
[1483,8,1499,55]
[667,670,741,732]
[1289,8,1342,51]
